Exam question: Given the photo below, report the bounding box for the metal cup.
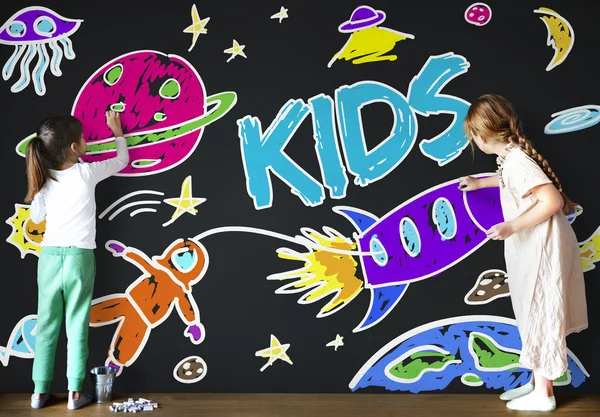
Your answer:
[89,366,117,403]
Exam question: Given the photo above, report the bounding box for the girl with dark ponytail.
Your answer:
[458,94,588,412]
[25,115,84,203]
[26,111,129,410]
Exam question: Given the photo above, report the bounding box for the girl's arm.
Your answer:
[487,151,558,241]
[87,137,129,183]
[30,193,46,223]
[458,174,499,191]
[87,111,129,183]
[509,183,563,233]
[477,175,500,189]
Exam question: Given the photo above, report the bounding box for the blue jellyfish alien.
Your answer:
[0,7,83,96]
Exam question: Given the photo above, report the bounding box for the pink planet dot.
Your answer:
[464,3,492,27]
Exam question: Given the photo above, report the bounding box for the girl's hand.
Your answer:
[458,176,480,192]
[106,110,124,137]
[486,222,516,240]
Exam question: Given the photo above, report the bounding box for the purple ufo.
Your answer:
[338,5,386,33]
[0,6,83,95]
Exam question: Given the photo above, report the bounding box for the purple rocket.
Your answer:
[334,174,504,332]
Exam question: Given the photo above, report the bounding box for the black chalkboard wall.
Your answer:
[0,0,598,395]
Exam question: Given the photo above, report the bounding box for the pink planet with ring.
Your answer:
[16,50,237,176]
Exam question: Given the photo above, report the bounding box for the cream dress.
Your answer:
[497,144,588,380]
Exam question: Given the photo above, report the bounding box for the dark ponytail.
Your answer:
[25,137,53,203]
[24,115,83,203]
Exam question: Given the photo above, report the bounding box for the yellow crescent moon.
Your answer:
[534,7,575,71]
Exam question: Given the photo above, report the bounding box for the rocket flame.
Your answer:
[267,227,363,317]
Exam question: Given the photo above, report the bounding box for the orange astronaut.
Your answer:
[90,238,208,376]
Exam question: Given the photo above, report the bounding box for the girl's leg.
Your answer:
[32,248,64,398]
[533,371,554,396]
[63,248,95,407]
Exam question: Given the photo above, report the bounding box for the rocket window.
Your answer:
[432,198,457,240]
[369,234,388,266]
[400,217,421,257]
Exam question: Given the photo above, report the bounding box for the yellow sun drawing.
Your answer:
[5,204,45,258]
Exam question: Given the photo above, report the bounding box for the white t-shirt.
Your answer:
[30,137,129,249]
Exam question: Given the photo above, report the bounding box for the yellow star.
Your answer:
[255,334,293,372]
[162,176,206,227]
[326,334,344,351]
[270,6,289,23]
[224,39,247,63]
[183,4,210,52]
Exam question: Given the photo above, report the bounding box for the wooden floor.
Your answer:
[1,393,599,416]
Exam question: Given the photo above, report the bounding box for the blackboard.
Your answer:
[0,0,598,394]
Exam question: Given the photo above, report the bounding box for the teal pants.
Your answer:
[32,246,95,393]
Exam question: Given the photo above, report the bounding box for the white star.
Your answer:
[326,334,344,351]
[270,6,289,23]
[224,39,247,63]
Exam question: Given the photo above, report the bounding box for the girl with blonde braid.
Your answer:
[459,94,588,412]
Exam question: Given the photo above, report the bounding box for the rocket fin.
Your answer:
[333,206,378,233]
[353,284,410,332]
